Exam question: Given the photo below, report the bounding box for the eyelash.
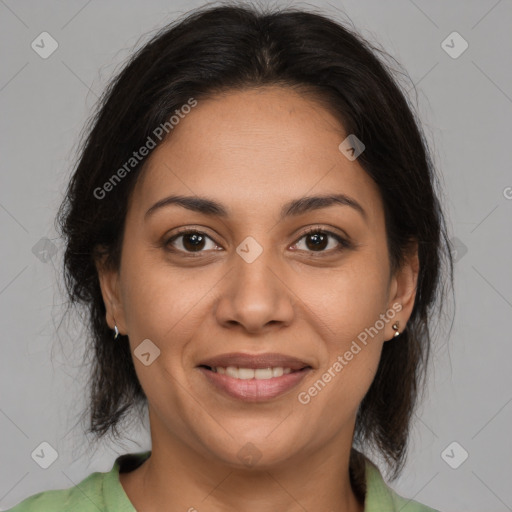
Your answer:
[163,226,352,258]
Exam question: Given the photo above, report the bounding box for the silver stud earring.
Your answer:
[392,321,400,337]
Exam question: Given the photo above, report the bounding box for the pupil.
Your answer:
[184,233,205,251]
[306,232,327,251]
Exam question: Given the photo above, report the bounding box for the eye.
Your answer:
[291,227,351,254]
[165,229,220,255]
[164,226,351,257]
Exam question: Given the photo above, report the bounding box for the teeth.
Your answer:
[212,366,294,379]
[238,368,255,380]
[272,367,283,377]
[255,368,273,379]
[226,366,238,378]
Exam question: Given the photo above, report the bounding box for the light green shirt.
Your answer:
[7,451,439,511]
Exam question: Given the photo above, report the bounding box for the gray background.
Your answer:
[1,0,511,510]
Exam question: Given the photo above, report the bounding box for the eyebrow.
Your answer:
[144,193,367,223]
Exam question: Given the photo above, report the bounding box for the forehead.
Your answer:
[130,86,383,224]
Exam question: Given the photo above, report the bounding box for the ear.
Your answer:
[94,250,127,336]
[385,240,419,341]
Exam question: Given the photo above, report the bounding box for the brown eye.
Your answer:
[304,232,329,251]
[164,226,351,257]
[165,230,219,254]
[292,228,351,254]
[181,232,206,252]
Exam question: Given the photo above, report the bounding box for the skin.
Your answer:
[96,86,419,512]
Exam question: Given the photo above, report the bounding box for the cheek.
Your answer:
[119,240,203,340]
[293,255,389,402]
[295,254,390,340]
[295,325,384,442]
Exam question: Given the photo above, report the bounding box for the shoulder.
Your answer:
[6,451,150,512]
[6,471,106,511]
[364,458,441,512]
[389,491,440,512]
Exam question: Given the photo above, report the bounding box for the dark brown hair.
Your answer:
[56,1,454,480]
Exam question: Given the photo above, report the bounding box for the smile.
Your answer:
[209,366,294,379]
[198,365,312,401]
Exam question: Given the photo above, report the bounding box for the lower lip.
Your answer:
[198,367,312,402]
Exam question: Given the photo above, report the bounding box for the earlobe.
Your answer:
[387,241,419,340]
[94,252,126,335]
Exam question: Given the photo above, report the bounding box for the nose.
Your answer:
[213,250,295,334]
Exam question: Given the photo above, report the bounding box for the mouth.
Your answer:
[196,353,313,401]
[199,365,308,379]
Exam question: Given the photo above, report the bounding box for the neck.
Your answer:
[120,431,365,512]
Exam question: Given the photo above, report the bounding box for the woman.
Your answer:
[9,3,453,511]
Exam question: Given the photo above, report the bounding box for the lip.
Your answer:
[196,352,314,402]
[198,366,313,402]
[197,352,312,371]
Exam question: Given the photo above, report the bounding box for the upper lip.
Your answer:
[197,352,312,371]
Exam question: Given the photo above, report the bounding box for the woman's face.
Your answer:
[97,86,418,468]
